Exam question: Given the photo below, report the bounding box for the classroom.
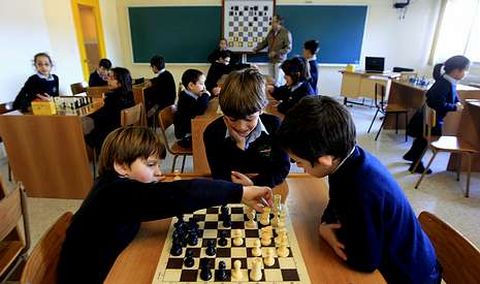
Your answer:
[0,0,479,283]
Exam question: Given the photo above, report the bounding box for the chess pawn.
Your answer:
[271,212,279,227]
[259,207,271,226]
[249,257,263,281]
[260,231,272,246]
[251,239,262,257]
[272,194,282,214]
[279,209,287,221]
[275,229,287,244]
[263,248,275,267]
[246,209,256,228]
[276,236,290,257]
[232,229,244,246]
[231,259,243,281]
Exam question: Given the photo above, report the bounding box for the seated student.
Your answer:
[403,55,470,174]
[303,40,319,94]
[174,69,210,148]
[144,55,176,125]
[276,96,441,283]
[85,67,135,151]
[207,38,229,63]
[57,126,272,284]
[13,52,59,112]
[204,69,290,188]
[88,58,112,87]
[268,56,315,114]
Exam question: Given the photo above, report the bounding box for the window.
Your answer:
[432,0,480,63]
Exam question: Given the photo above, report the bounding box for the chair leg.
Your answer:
[8,162,12,181]
[411,146,429,173]
[415,151,437,189]
[367,109,380,133]
[92,148,97,179]
[375,113,387,141]
[171,155,179,173]
[404,112,408,142]
[456,154,462,181]
[180,155,187,173]
[395,113,399,134]
[466,154,472,198]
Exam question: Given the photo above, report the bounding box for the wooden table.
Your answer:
[105,174,385,284]
[339,70,396,104]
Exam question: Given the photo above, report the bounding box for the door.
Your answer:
[72,0,106,80]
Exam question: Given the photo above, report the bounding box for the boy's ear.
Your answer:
[316,155,335,168]
[187,81,195,90]
[113,162,130,176]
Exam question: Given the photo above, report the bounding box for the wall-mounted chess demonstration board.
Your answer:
[152,203,310,283]
[223,0,275,53]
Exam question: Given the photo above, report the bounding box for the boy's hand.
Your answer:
[36,93,51,101]
[224,118,246,150]
[231,171,254,186]
[319,223,347,261]
[212,87,221,97]
[456,102,464,111]
[241,185,273,212]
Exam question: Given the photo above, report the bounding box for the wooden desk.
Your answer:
[105,174,385,284]
[339,70,394,103]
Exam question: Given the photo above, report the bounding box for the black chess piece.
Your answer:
[188,231,198,246]
[174,215,186,229]
[216,260,228,281]
[199,258,212,281]
[222,214,232,228]
[218,231,228,247]
[170,240,182,256]
[206,239,216,256]
[184,249,194,268]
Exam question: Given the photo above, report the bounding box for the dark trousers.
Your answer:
[405,137,428,165]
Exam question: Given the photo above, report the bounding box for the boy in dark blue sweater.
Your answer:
[276,96,441,283]
[204,68,290,188]
[88,58,112,87]
[174,69,210,148]
[303,40,319,94]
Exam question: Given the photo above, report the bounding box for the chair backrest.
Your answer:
[374,83,387,110]
[419,211,480,283]
[0,183,30,282]
[70,82,88,95]
[158,105,177,153]
[20,212,73,284]
[86,86,109,99]
[121,103,146,127]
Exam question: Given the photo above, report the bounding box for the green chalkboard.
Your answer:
[128,5,367,64]
[128,6,221,63]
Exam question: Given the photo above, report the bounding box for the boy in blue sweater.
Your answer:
[276,96,441,283]
[303,40,319,94]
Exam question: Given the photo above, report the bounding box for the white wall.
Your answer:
[100,0,123,68]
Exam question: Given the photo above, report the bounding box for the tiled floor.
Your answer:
[2,97,479,253]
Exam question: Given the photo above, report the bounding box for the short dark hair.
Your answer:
[98,126,165,176]
[219,68,267,119]
[33,52,53,66]
[433,55,470,80]
[273,14,284,24]
[281,56,309,84]
[99,58,112,69]
[110,67,132,96]
[276,96,356,165]
[150,55,165,70]
[181,69,204,88]
[303,40,319,55]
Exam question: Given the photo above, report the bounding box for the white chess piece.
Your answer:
[276,236,290,257]
[231,259,243,281]
[279,209,287,221]
[271,212,279,227]
[272,194,282,214]
[246,208,256,228]
[249,257,263,281]
[232,229,244,246]
[260,230,272,246]
[251,239,262,257]
[259,207,271,226]
[263,248,275,267]
[275,229,287,244]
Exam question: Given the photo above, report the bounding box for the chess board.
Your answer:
[152,204,311,283]
[223,0,275,52]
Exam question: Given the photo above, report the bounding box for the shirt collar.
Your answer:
[290,82,303,92]
[225,116,269,149]
[154,69,166,77]
[184,89,198,99]
[330,145,357,175]
[443,74,458,86]
[37,72,54,81]
[308,55,317,62]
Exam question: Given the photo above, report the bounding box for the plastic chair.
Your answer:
[70,82,88,95]
[419,211,480,283]
[414,106,478,197]
[20,212,73,284]
[158,105,192,173]
[367,83,409,141]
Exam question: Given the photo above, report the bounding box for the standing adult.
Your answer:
[252,15,292,86]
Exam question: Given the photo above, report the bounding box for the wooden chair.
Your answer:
[120,103,146,127]
[158,105,192,173]
[419,211,480,283]
[368,83,409,141]
[0,183,30,283]
[0,102,14,181]
[86,86,109,99]
[70,82,88,95]
[414,105,479,197]
[20,212,73,284]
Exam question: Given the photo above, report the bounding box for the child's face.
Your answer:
[450,68,468,80]
[219,40,227,50]
[224,111,260,138]
[35,56,52,76]
[187,74,206,95]
[303,48,312,59]
[284,74,294,87]
[107,72,121,90]
[289,152,336,178]
[119,156,162,183]
[98,66,109,78]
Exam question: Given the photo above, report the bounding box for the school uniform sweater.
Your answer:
[203,114,290,187]
[323,146,440,283]
[57,171,242,284]
[88,71,107,87]
[271,80,315,114]
[174,90,210,140]
[144,70,176,118]
[13,73,59,112]
[426,75,459,131]
[308,58,318,94]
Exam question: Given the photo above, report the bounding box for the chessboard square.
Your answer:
[231,206,244,214]
[193,214,206,221]
[282,269,300,281]
[204,221,218,229]
[166,258,184,269]
[248,269,266,282]
[234,17,238,22]
[278,257,296,269]
[216,247,231,257]
[229,21,233,27]
[231,214,244,223]
[204,214,218,222]
[215,257,231,269]
[231,247,247,258]
[163,269,182,281]
[265,268,283,280]
[201,238,217,247]
[179,269,198,282]
[188,247,201,257]
[245,229,259,238]
[245,238,257,247]
[264,257,280,269]
[231,221,244,229]
[202,229,218,239]
[229,11,233,16]
[231,257,248,270]
[217,229,231,238]
[214,270,231,282]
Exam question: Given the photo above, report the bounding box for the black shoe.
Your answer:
[409,162,432,175]
[402,152,415,162]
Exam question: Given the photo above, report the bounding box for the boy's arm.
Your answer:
[193,93,210,116]
[204,124,232,181]
[426,83,457,113]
